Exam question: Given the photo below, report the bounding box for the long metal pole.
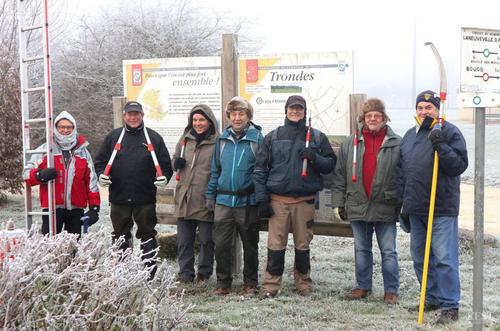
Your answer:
[472,106,485,331]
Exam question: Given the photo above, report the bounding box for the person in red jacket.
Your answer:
[23,111,100,236]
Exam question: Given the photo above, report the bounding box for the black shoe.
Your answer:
[408,303,440,313]
[436,309,459,324]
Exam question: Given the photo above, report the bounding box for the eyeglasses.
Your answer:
[57,125,74,130]
[364,114,383,120]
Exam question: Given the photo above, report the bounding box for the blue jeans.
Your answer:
[351,221,400,293]
[410,215,460,309]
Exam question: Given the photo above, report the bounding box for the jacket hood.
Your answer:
[54,111,77,130]
[54,111,78,150]
[184,104,219,134]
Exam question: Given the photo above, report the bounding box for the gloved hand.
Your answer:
[299,147,317,162]
[205,199,215,212]
[36,168,57,183]
[173,157,186,171]
[428,129,447,151]
[257,202,274,219]
[333,207,347,221]
[398,212,411,233]
[81,205,100,226]
[99,174,112,187]
[154,176,168,188]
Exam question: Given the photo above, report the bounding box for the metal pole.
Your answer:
[472,106,485,331]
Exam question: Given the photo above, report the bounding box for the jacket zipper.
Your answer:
[230,140,237,206]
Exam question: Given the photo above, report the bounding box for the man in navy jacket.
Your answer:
[397,90,468,324]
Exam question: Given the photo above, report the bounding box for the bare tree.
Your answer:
[52,0,245,155]
[0,0,23,202]
[1,0,251,200]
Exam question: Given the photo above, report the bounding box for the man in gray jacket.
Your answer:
[331,98,401,304]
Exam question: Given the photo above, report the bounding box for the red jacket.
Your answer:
[23,135,100,209]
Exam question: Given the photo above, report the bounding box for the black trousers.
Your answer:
[42,208,84,236]
[177,219,214,280]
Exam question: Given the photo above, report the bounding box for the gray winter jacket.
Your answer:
[331,125,401,222]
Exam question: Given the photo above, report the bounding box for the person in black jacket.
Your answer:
[95,101,173,279]
[254,95,336,298]
[397,91,468,324]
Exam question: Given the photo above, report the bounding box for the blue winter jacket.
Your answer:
[206,123,264,207]
[396,119,468,217]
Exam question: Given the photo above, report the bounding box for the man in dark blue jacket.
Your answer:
[397,90,468,324]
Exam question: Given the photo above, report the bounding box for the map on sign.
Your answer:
[239,52,353,137]
[461,27,500,94]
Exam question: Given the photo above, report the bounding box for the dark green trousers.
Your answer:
[110,203,157,241]
[212,204,259,288]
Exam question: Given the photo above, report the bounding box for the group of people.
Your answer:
[23,90,467,325]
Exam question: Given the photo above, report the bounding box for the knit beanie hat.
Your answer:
[416,90,440,110]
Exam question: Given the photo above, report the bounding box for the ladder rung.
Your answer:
[21,24,44,32]
[26,118,47,124]
[28,212,50,217]
[24,86,45,93]
[26,149,46,155]
[23,56,44,63]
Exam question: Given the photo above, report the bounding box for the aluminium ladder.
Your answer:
[17,0,56,235]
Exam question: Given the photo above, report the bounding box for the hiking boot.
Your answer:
[212,287,230,296]
[383,292,399,305]
[259,290,277,300]
[243,284,258,295]
[195,274,209,284]
[298,288,312,297]
[407,303,440,313]
[344,288,371,300]
[436,309,459,324]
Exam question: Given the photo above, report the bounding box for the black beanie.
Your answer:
[416,90,440,110]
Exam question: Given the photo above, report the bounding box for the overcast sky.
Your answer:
[67,0,500,108]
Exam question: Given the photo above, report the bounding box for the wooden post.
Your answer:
[221,33,243,276]
[221,34,238,129]
[349,94,367,133]
[112,96,127,129]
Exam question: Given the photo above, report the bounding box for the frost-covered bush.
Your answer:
[0,229,192,330]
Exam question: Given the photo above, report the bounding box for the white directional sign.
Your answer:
[461,27,500,94]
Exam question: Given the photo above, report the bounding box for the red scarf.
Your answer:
[362,127,386,198]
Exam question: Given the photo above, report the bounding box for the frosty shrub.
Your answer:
[0,229,193,330]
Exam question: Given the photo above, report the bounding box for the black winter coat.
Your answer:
[95,126,173,205]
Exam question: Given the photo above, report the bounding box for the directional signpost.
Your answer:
[460,27,500,107]
[460,27,500,331]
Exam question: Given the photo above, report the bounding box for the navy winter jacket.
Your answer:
[254,119,336,202]
[396,120,468,217]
